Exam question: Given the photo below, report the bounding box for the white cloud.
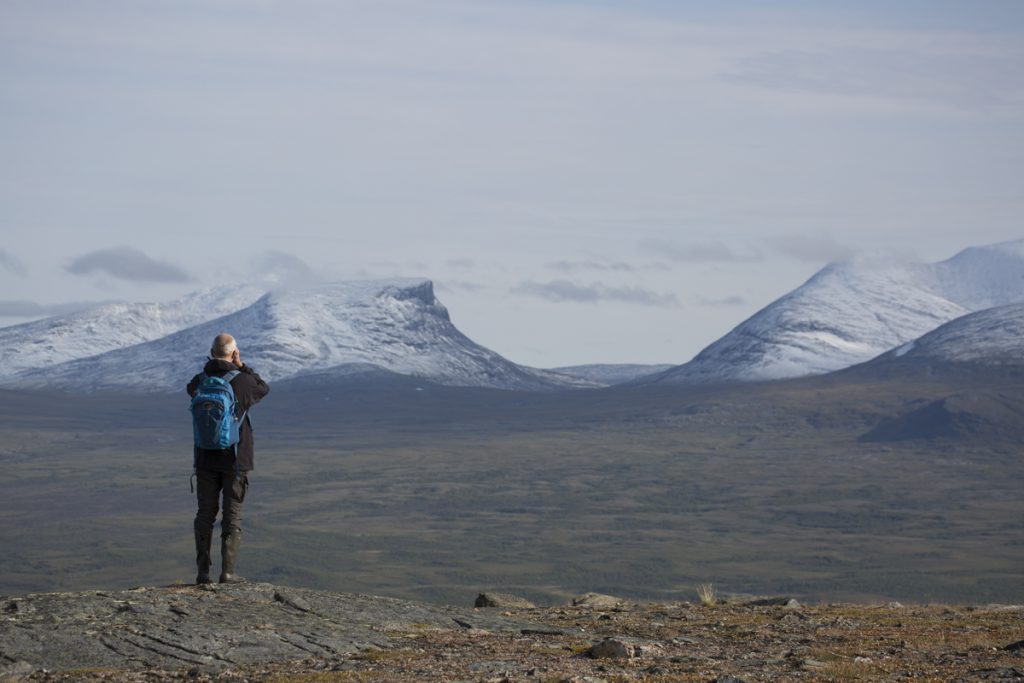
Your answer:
[251,250,319,288]
[768,234,854,264]
[696,295,746,307]
[512,279,679,307]
[0,249,28,277]
[435,279,486,293]
[639,239,763,263]
[66,247,191,283]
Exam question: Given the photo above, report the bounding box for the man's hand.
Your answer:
[231,348,243,368]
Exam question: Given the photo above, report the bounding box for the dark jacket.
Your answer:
[187,358,270,472]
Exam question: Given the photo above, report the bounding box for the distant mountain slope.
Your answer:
[0,285,265,379]
[930,239,1024,310]
[878,303,1024,368]
[842,303,1024,386]
[643,239,1024,385]
[4,280,593,392]
[551,364,675,385]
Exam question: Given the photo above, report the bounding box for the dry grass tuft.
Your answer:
[697,583,717,607]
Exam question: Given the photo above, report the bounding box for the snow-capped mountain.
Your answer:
[4,279,592,392]
[0,285,266,379]
[644,239,1024,385]
[873,303,1024,368]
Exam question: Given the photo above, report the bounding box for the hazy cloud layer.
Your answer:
[1,2,1020,366]
[0,299,114,318]
[66,247,191,283]
[546,260,635,273]
[367,260,431,274]
[436,279,486,293]
[696,295,746,307]
[251,250,319,288]
[512,280,679,307]
[639,239,763,263]
[724,46,1024,112]
[769,234,854,263]
[0,250,28,277]
[545,260,671,273]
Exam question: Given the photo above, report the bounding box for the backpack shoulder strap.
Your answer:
[222,370,241,384]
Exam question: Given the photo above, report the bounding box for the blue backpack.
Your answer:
[190,370,247,451]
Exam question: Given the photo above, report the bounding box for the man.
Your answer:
[187,333,270,584]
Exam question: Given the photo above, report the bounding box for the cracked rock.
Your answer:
[571,593,624,609]
[475,593,536,609]
[273,590,313,613]
[0,582,543,673]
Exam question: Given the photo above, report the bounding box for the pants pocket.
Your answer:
[231,474,249,505]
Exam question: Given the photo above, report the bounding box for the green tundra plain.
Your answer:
[0,368,1021,606]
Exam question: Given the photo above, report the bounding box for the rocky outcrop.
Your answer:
[571,592,626,609]
[474,592,536,609]
[0,582,541,674]
[2,586,1022,681]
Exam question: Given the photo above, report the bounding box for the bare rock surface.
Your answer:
[3,586,1024,681]
[743,596,794,607]
[570,592,625,609]
[0,582,540,673]
[474,592,536,609]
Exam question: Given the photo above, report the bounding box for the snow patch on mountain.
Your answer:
[0,285,266,379]
[646,239,1024,385]
[894,341,916,358]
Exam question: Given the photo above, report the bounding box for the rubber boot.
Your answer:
[219,531,245,583]
[195,530,213,585]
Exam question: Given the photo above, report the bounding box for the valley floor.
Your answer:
[1,378,1022,606]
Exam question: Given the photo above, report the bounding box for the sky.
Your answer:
[1,0,1022,368]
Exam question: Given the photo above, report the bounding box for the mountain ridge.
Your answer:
[642,239,1024,385]
[3,279,594,392]
[0,284,266,379]
[875,302,1024,368]
[4,239,1022,393]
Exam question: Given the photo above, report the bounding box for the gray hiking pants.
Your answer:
[194,469,249,537]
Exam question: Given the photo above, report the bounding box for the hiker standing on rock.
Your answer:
[187,333,270,584]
